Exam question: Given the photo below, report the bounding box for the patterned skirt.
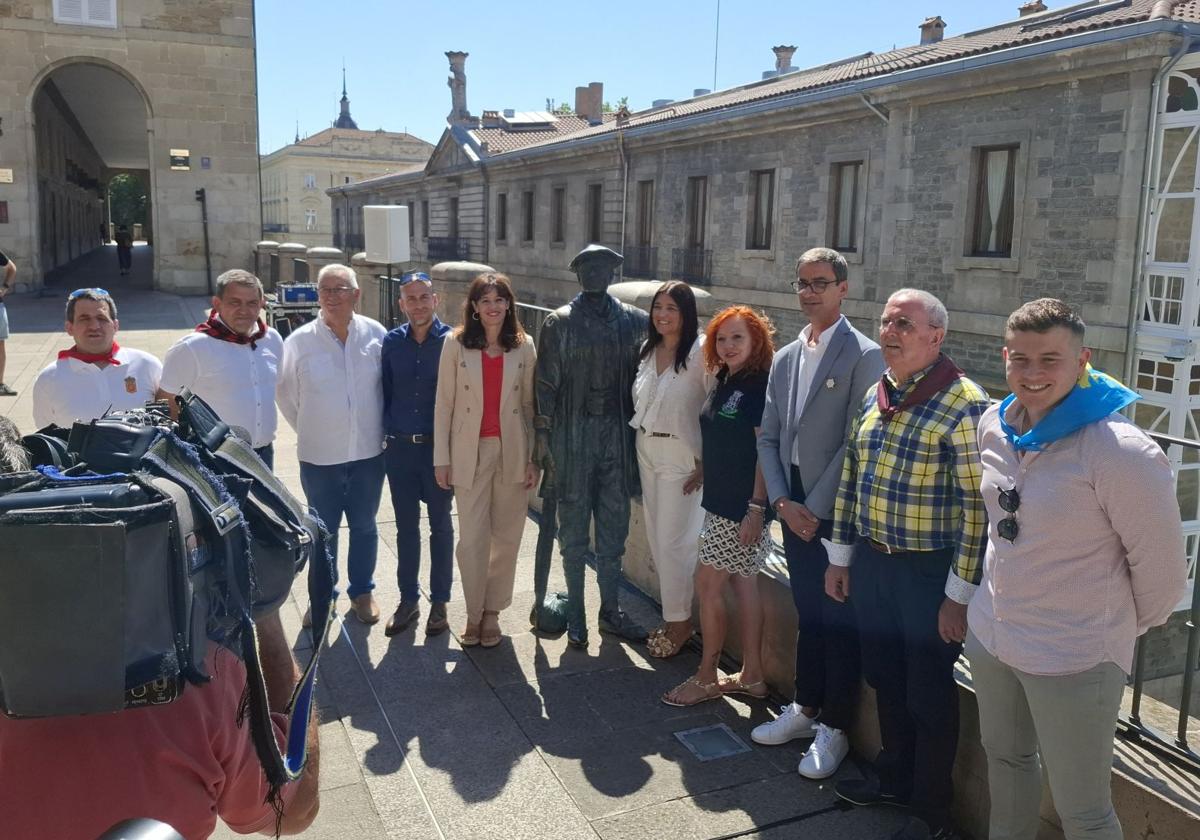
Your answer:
[697,511,772,577]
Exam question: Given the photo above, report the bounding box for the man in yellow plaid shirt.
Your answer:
[824,288,988,840]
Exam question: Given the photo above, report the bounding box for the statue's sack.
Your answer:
[0,393,336,787]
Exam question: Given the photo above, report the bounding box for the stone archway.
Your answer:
[30,60,153,287]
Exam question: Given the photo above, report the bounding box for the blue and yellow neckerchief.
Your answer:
[998,364,1139,452]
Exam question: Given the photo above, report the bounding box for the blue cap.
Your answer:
[399,271,431,285]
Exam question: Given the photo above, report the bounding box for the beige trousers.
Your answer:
[454,437,528,624]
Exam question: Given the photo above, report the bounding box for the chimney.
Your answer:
[481,109,501,128]
[1150,0,1176,19]
[574,82,604,124]
[919,16,945,45]
[772,45,797,74]
[446,51,471,124]
[1018,1,1046,16]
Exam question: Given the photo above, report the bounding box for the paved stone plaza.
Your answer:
[0,281,922,840]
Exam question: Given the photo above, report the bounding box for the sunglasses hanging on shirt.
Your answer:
[997,486,1020,542]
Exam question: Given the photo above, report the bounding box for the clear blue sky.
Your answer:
[255,0,1034,153]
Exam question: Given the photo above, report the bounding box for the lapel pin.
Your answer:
[825,378,836,389]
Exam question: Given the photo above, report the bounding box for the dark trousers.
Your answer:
[851,541,961,831]
[117,246,132,271]
[253,443,274,471]
[300,454,386,599]
[782,466,860,732]
[384,438,454,603]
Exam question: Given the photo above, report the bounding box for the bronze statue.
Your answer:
[534,245,649,647]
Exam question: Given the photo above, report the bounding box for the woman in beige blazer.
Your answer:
[434,273,538,648]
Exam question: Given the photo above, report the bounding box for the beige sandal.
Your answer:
[461,623,481,647]
[718,672,768,700]
[480,611,502,648]
[661,676,721,707]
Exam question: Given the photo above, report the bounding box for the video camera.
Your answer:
[0,391,336,787]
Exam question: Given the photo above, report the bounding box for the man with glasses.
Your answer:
[0,247,17,395]
[158,269,284,467]
[32,288,161,427]
[966,299,1185,840]
[277,263,387,627]
[380,271,454,637]
[824,288,989,840]
[753,248,883,780]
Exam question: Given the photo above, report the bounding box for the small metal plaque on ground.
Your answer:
[674,723,752,762]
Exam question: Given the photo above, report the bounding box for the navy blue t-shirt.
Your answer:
[700,368,769,523]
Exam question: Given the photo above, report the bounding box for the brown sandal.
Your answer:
[661,676,721,707]
[718,672,768,700]
[461,623,481,647]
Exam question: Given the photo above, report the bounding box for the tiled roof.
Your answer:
[488,0,1197,157]
[294,127,421,147]
[470,114,619,154]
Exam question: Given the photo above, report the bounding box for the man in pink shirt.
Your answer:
[0,417,320,840]
[965,298,1186,840]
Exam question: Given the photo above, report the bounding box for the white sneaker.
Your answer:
[798,724,849,779]
[750,703,818,745]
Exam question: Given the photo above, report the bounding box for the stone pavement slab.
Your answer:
[1,291,934,840]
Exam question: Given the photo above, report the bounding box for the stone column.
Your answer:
[305,247,346,284]
[431,260,496,325]
[255,241,279,288]
[276,242,308,286]
[351,251,385,322]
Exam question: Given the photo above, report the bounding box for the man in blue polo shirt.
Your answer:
[381,271,454,637]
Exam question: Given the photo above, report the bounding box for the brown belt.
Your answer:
[640,428,676,438]
[867,538,900,555]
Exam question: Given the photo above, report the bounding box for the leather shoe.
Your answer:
[425,601,449,636]
[351,593,380,625]
[385,599,420,637]
[598,609,648,642]
[567,622,589,649]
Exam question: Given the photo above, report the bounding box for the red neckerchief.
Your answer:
[58,342,121,366]
[876,354,963,421]
[195,314,268,349]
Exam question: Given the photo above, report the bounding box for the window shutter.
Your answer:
[85,0,117,26]
[54,0,85,24]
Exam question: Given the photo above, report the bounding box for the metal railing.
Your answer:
[428,237,470,262]
[623,245,658,280]
[378,276,404,329]
[515,301,554,349]
[1119,429,1200,774]
[671,246,712,285]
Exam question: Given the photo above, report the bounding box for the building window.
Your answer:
[407,201,415,237]
[586,183,603,243]
[343,176,351,185]
[305,209,317,231]
[551,187,565,243]
[636,180,654,246]
[449,197,459,240]
[685,176,707,248]
[523,190,535,242]
[421,199,429,239]
[746,169,774,250]
[971,145,1018,257]
[53,0,117,28]
[496,193,508,242]
[303,173,316,190]
[831,161,862,253]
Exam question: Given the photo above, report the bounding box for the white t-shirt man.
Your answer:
[32,346,162,428]
[159,320,284,448]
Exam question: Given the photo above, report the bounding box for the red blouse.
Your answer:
[479,351,503,438]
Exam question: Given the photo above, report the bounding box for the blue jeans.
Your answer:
[300,454,386,599]
[384,439,454,603]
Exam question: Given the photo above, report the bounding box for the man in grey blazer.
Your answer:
[752,247,884,780]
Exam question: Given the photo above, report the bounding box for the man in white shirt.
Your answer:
[158,270,284,468]
[277,263,387,626]
[753,248,883,780]
[32,288,162,428]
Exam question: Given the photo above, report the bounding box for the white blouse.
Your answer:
[629,335,709,459]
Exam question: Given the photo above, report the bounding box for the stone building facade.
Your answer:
[260,80,432,249]
[331,4,1200,601]
[0,0,260,292]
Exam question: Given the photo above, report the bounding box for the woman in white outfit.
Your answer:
[630,281,709,658]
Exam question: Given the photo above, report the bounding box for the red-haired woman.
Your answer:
[434,273,539,648]
[663,305,776,706]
